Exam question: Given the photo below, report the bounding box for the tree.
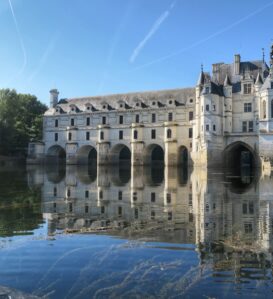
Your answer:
[0,89,47,156]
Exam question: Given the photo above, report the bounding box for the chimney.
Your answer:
[50,89,59,108]
[234,54,240,75]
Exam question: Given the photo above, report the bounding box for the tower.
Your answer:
[50,89,59,108]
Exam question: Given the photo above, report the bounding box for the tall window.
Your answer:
[188,128,193,138]
[100,131,104,140]
[86,132,90,140]
[133,130,138,140]
[119,115,123,124]
[243,83,252,94]
[213,124,216,131]
[119,130,123,140]
[244,103,252,112]
[168,112,173,121]
[68,132,72,141]
[189,111,194,121]
[166,193,171,204]
[151,129,156,139]
[152,113,156,123]
[54,133,58,141]
[248,121,253,132]
[242,121,247,132]
[102,116,106,125]
[263,100,266,119]
[86,117,90,126]
[135,114,140,123]
[167,129,172,139]
[118,191,122,200]
[55,119,58,127]
[151,192,156,202]
[70,118,74,126]
[206,124,209,131]
[206,104,209,111]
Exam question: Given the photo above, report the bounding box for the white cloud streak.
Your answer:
[8,0,27,79]
[128,0,273,72]
[129,1,176,63]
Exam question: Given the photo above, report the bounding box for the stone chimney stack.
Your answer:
[234,54,241,75]
[50,89,59,108]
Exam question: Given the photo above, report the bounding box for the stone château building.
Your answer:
[28,44,273,168]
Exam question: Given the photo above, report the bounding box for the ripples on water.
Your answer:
[0,164,273,298]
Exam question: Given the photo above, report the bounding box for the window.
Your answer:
[189,128,193,138]
[167,129,172,139]
[205,87,210,93]
[135,114,140,123]
[135,208,138,219]
[151,129,156,139]
[168,112,173,121]
[54,133,58,141]
[68,132,72,141]
[244,222,253,233]
[206,104,209,111]
[133,130,138,140]
[206,124,209,132]
[263,100,266,119]
[85,205,89,213]
[133,192,137,201]
[69,203,73,213]
[102,116,106,125]
[118,191,122,200]
[86,132,90,140]
[67,189,71,198]
[99,190,103,199]
[244,83,252,94]
[118,206,122,217]
[55,119,58,127]
[101,206,105,214]
[166,193,171,204]
[53,187,57,197]
[85,190,89,198]
[244,103,252,112]
[86,117,90,126]
[212,104,216,111]
[152,113,156,123]
[168,212,172,221]
[119,130,123,140]
[248,121,253,132]
[100,131,104,140]
[213,124,216,131]
[71,118,74,126]
[151,192,156,202]
[189,111,194,121]
[119,115,123,124]
[189,98,193,103]
[242,121,247,132]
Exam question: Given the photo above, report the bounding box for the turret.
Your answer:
[50,89,59,108]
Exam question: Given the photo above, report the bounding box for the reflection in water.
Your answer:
[2,164,273,298]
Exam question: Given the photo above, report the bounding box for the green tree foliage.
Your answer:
[0,89,47,156]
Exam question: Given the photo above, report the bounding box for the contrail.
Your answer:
[129,1,176,63]
[8,0,27,79]
[128,0,273,72]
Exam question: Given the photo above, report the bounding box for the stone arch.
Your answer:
[46,145,66,164]
[109,144,131,164]
[144,144,164,165]
[77,145,97,165]
[178,146,188,166]
[223,141,258,172]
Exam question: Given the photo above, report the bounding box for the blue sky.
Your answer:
[1,0,273,105]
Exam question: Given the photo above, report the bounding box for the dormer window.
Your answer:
[189,98,193,103]
[243,83,252,94]
[136,103,139,107]
[120,104,123,108]
[87,106,90,110]
[152,101,156,106]
[169,100,173,104]
[103,105,106,109]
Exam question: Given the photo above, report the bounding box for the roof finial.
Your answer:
[262,47,265,63]
[201,63,203,72]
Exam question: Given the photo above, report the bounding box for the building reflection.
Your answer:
[27,165,273,256]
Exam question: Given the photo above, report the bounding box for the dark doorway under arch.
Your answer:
[224,142,256,174]
[178,146,188,167]
[110,144,131,164]
[144,144,164,165]
[46,145,66,164]
[77,145,97,166]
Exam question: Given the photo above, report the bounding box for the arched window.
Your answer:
[263,100,266,119]
[271,100,273,118]
[167,129,172,139]
[133,130,138,140]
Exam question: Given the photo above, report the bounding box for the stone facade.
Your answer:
[28,45,273,168]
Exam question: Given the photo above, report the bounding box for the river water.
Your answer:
[0,164,272,298]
